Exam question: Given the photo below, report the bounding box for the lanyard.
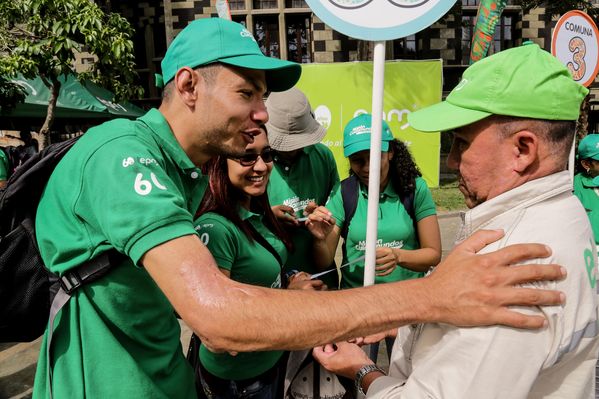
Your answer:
[310,255,366,280]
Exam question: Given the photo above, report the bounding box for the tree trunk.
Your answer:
[357,40,372,61]
[577,93,590,141]
[38,78,60,149]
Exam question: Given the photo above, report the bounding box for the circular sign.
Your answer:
[328,0,373,9]
[305,0,456,41]
[551,10,599,87]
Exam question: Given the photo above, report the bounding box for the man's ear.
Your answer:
[512,130,538,173]
[173,67,199,107]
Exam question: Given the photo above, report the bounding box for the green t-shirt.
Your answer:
[194,209,287,380]
[326,176,436,288]
[573,173,599,245]
[33,109,207,399]
[0,148,9,180]
[267,143,339,277]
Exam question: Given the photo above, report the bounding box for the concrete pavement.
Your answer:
[0,211,463,399]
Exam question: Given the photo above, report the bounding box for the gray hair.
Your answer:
[492,115,576,166]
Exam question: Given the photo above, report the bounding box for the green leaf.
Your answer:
[0,0,143,122]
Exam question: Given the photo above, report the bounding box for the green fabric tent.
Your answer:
[2,74,145,119]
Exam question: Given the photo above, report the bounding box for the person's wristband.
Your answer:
[355,364,386,395]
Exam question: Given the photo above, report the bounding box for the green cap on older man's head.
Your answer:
[156,18,301,92]
[408,43,588,132]
[343,114,394,157]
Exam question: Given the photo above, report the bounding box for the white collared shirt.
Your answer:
[368,171,599,399]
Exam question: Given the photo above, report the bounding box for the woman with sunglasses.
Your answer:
[193,127,324,399]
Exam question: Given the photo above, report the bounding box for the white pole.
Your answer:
[363,41,386,287]
[569,134,575,184]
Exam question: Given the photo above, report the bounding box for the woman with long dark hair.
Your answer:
[193,127,323,399]
[305,114,441,362]
[308,113,441,289]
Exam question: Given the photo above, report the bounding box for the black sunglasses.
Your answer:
[230,148,274,166]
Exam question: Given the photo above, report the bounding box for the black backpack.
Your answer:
[0,137,120,343]
[340,174,417,260]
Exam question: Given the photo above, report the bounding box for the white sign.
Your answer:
[304,0,457,40]
[552,10,599,87]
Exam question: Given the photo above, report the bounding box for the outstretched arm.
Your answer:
[141,229,565,353]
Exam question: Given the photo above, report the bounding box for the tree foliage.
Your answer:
[0,0,143,141]
[0,75,26,110]
[514,0,599,19]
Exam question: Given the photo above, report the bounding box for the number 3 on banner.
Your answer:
[134,173,167,196]
[568,37,586,81]
[551,10,599,88]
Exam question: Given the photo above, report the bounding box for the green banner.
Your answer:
[296,60,443,187]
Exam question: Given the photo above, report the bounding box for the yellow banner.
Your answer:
[296,59,443,187]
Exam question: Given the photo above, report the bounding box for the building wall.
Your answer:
[170,0,214,32]
[111,0,168,100]
[148,3,542,93]
[108,2,599,129]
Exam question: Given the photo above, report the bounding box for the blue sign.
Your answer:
[305,0,457,41]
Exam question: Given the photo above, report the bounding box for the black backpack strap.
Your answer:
[47,250,122,399]
[340,175,359,261]
[400,186,419,246]
[186,332,209,399]
[340,175,359,241]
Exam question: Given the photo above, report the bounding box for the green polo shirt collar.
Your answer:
[580,174,599,188]
[238,205,265,223]
[138,109,198,172]
[239,206,256,220]
[359,181,398,199]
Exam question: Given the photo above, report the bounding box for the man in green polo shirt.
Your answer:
[574,134,599,245]
[0,148,9,188]
[265,87,339,285]
[33,18,567,399]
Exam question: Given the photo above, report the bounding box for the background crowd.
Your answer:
[2,17,595,399]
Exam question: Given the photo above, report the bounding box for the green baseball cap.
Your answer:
[408,43,588,132]
[155,18,301,92]
[578,134,599,160]
[343,114,394,157]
